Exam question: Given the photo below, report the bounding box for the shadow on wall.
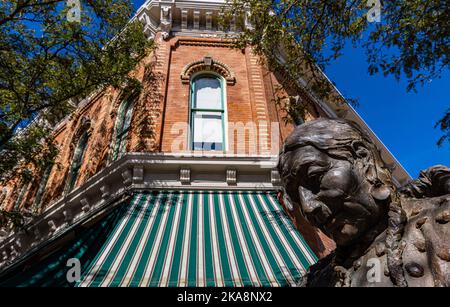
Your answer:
[132,57,164,153]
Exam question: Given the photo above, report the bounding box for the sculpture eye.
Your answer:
[306,165,328,192]
[308,167,324,180]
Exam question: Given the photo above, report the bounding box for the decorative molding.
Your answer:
[193,10,200,30]
[100,185,110,199]
[176,38,235,48]
[48,220,57,233]
[80,198,90,213]
[160,5,173,40]
[138,12,157,39]
[122,169,132,185]
[205,11,212,30]
[133,166,144,184]
[62,210,72,223]
[181,56,236,85]
[271,169,281,186]
[135,1,242,39]
[181,9,188,29]
[0,153,278,272]
[226,169,237,185]
[180,168,191,184]
[69,117,92,151]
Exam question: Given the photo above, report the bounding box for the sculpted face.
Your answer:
[279,119,450,287]
[279,119,389,247]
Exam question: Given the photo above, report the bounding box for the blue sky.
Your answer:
[131,1,449,178]
[323,45,449,178]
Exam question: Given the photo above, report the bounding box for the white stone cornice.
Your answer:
[135,0,242,39]
[0,152,280,273]
[193,10,200,30]
[205,11,213,30]
[181,9,188,29]
[160,5,173,39]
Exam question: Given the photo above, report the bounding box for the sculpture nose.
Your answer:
[302,199,331,226]
[303,199,322,215]
[298,186,332,224]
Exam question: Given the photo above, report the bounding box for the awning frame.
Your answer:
[0,153,283,276]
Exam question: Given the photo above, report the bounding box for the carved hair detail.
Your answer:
[400,165,450,198]
[277,118,411,286]
[278,118,394,201]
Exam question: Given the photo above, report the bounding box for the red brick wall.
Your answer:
[0,35,323,212]
[157,37,319,155]
[37,89,118,209]
[0,91,115,212]
[0,35,335,258]
[161,38,255,153]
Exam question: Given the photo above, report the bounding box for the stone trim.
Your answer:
[69,117,93,152]
[0,153,280,272]
[180,56,236,85]
[176,38,235,48]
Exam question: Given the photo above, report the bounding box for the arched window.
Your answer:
[31,165,53,214]
[190,74,225,151]
[66,131,89,192]
[13,183,30,211]
[112,99,133,161]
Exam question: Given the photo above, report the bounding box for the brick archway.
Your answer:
[180,56,236,85]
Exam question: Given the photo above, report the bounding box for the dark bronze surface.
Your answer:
[278,118,450,287]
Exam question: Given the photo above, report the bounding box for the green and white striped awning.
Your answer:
[77,191,317,287]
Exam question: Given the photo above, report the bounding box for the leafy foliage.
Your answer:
[436,108,450,147]
[224,0,449,144]
[0,0,153,184]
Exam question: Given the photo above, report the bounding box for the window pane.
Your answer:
[112,101,133,161]
[32,165,52,213]
[67,132,88,191]
[117,133,128,157]
[72,133,88,169]
[122,102,133,132]
[192,111,223,151]
[194,77,222,110]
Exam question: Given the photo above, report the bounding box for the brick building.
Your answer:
[0,0,410,287]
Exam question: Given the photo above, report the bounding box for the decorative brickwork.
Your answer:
[0,35,337,259]
[1,36,315,212]
[180,56,236,85]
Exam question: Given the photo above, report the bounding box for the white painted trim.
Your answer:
[0,153,279,272]
[188,72,230,153]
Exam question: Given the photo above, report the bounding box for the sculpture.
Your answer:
[277,118,450,287]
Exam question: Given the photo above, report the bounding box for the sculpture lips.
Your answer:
[342,201,371,217]
[310,207,331,227]
[340,224,358,236]
[277,118,450,286]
